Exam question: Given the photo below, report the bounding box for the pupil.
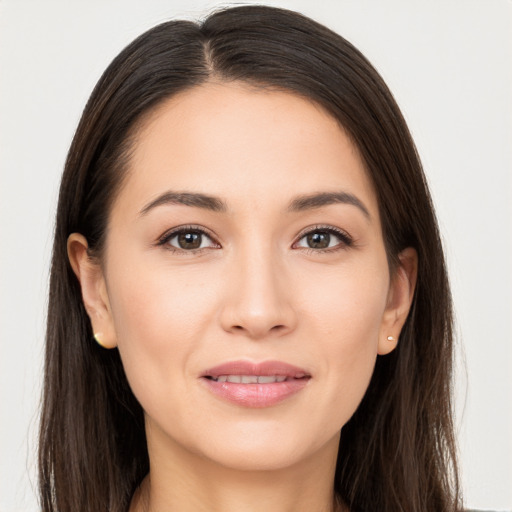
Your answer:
[307,232,330,249]
[178,232,201,249]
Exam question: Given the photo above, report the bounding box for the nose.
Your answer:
[219,247,298,340]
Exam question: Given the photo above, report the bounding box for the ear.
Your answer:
[67,233,117,349]
[378,247,418,355]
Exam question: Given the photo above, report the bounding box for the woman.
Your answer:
[39,5,461,511]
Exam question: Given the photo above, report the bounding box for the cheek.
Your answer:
[104,255,218,410]
[107,249,216,338]
[299,258,389,343]
[297,260,389,416]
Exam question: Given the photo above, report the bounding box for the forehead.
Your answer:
[115,81,378,219]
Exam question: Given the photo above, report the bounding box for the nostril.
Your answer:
[229,324,287,336]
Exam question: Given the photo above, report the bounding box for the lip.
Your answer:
[200,360,311,408]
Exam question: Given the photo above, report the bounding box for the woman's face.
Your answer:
[72,81,414,472]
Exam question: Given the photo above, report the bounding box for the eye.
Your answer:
[158,226,219,252]
[294,226,353,251]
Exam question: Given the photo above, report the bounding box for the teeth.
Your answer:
[257,376,278,384]
[213,375,289,384]
[262,375,287,383]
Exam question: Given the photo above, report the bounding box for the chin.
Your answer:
[187,420,340,473]
[204,443,312,472]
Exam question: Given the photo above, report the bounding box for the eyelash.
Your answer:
[156,224,354,254]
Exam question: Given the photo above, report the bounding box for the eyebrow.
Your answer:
[138,189,370,219]
[287,191,370,219]
[139,191,227,216]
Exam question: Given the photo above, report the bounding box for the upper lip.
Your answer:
[201,360,310,379]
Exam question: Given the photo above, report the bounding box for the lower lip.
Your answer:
[201,378,310,408]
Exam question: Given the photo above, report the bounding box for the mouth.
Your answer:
[200,360,311,408]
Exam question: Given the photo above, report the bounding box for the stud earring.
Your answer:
[93,332,106,348]
[387,335,396,342]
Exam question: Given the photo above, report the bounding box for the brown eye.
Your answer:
[295,227,353,251]
[164,229,217,251]
[306,232,330,249]
[177,232,202,249]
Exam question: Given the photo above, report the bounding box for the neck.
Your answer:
[130,423,344,512]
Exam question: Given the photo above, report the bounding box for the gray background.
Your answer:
[1,1,511,510]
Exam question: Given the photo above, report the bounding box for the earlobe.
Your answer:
[67,233,118,349]
[378,247,418,355]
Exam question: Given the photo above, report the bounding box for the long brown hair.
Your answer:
[39,5,461,511]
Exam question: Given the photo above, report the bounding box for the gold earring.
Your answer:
[93,332,106,348]
[387,335,396,342]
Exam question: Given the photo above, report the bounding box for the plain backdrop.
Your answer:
[1,1,511,511]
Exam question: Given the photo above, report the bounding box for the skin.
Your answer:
[68,81,417,512]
